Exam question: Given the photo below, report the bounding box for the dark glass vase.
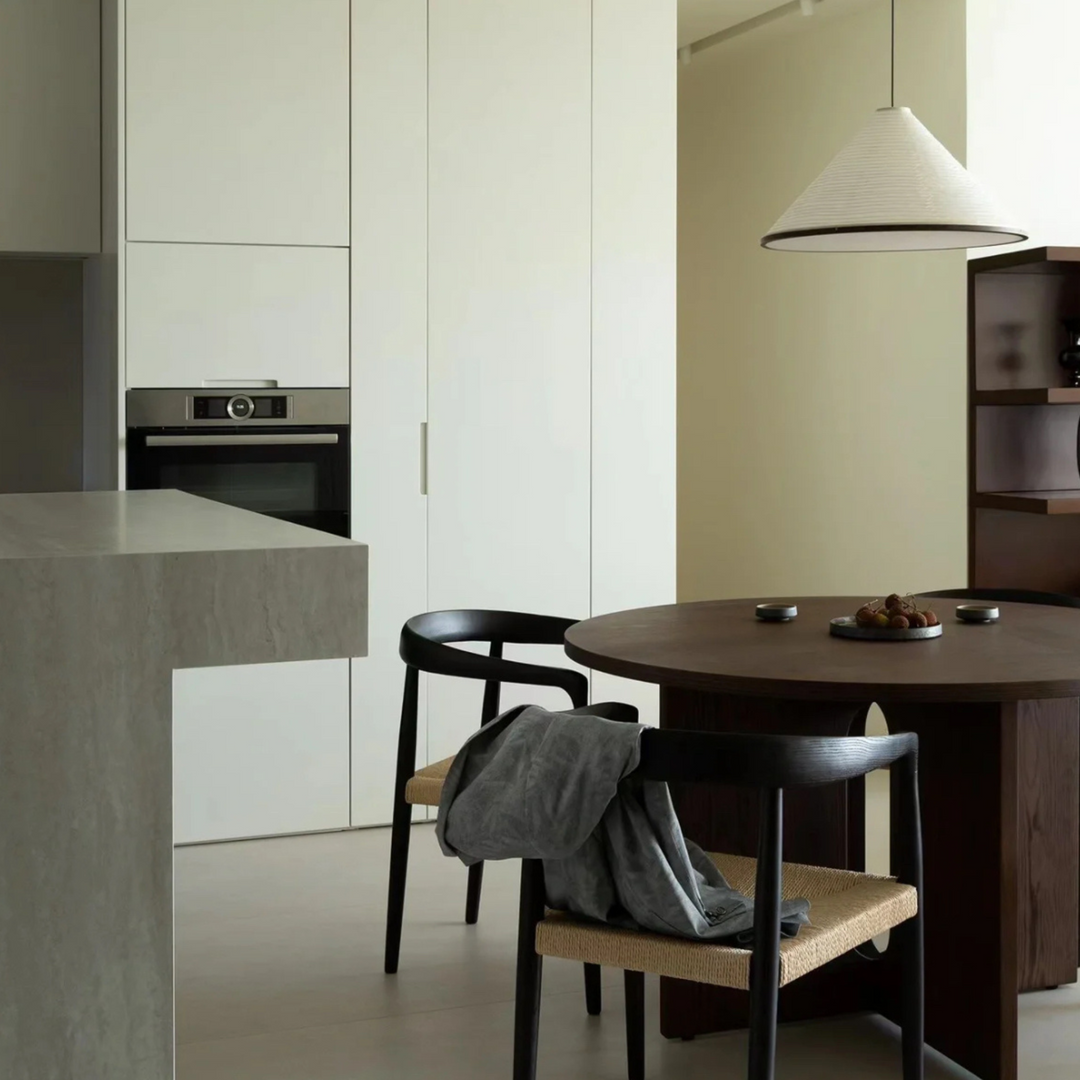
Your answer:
[1060,318,1080,387]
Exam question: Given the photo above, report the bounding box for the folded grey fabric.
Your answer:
[436,704,810,943]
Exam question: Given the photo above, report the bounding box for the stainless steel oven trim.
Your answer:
[126,388,350,428]
[144,433,340,447]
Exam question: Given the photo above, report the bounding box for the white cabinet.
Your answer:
[100,0,676,832]
[126,242,349,388]
[345,0,677,825]
[349,0,429,826]
[425,0,593,763]
[0,0,100,254]
[172,659,350,844]
[588,0,677,723]
[125,0,349,247]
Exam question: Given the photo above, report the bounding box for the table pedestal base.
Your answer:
[660,688,1080,1080]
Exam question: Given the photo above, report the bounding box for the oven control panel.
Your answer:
[192,395,289,421]
[126,388,349,429]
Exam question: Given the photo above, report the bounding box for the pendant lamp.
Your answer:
[761,0,1026,252]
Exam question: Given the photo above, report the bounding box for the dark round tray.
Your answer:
[829,615,943,642]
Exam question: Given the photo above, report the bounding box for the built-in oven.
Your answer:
[126,388,350,537]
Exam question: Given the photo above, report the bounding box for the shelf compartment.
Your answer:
[974,388,1080,405]
[975,490,1080,515]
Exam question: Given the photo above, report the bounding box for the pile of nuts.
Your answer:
[854,594,939,631]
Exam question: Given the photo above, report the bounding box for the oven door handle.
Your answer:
[144,433,339,447]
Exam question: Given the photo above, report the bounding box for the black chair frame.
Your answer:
[513,729,924,1080]
[385,609,606,1016]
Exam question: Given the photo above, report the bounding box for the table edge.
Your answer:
[564,639,1080,704]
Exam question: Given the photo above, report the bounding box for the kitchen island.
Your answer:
[0,490,368,1080]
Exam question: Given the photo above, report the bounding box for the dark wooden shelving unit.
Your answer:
[974,387,1080,405]
[973,490,1080,515]
[970,246,1080,591]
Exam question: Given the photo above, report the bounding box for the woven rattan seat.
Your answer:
[536,852,917,991]
[403,756,455,807]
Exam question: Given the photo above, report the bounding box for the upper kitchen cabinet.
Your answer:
[125,0,349,247]
[126,242,349,387]
[0,0,100,254]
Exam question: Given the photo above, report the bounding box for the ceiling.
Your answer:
[677,0,872,49]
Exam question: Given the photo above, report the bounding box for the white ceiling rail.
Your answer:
[680,0,823,62]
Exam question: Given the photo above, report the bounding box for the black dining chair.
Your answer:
[920,587,1080,609]
[385,608,636,1020]
[512,728,924,1080]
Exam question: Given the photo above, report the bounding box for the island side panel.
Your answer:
[0,542,367,1080]
[0,555,174,1080]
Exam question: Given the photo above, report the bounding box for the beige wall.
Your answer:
[0,259,84,493]
[678,0,968,603]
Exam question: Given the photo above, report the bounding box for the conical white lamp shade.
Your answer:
[761,107,1027,252]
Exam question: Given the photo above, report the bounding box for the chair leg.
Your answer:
[584,962,602,1015]
[898,910,925,1080]
[465,860,484,924]
[747,788,783,1080]
[893,751,925,1080]
[383,794,412,974]
[747,956,780,1080]
[624,970,645,1080]
[386,666,419,976]
[513,860,546,1080]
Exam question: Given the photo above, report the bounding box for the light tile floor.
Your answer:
[175,821,1080,1080]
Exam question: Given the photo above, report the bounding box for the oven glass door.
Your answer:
[127,426,350,537]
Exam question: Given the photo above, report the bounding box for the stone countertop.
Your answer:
[0,489,356,560]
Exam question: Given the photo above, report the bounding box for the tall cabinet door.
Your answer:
[589,0,677,723]
[427,0,593,762]
[350,0,429,826]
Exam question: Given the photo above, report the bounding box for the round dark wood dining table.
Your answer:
[564,597,1080,1080]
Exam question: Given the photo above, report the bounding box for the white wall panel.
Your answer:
[966,0,1080,252]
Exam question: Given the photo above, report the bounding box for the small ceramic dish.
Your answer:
[956,604,1000,623]
[756,603,798,622]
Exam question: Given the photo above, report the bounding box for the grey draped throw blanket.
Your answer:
[437,705,810,943]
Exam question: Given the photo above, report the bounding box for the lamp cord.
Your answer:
[890,0,896,107]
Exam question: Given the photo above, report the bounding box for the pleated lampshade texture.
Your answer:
[761,107,1027,251]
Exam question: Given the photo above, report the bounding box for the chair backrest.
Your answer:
[633,728,924,911]
[921,587,1080,609]
[635,728,917,789]
[399,609,588,711]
